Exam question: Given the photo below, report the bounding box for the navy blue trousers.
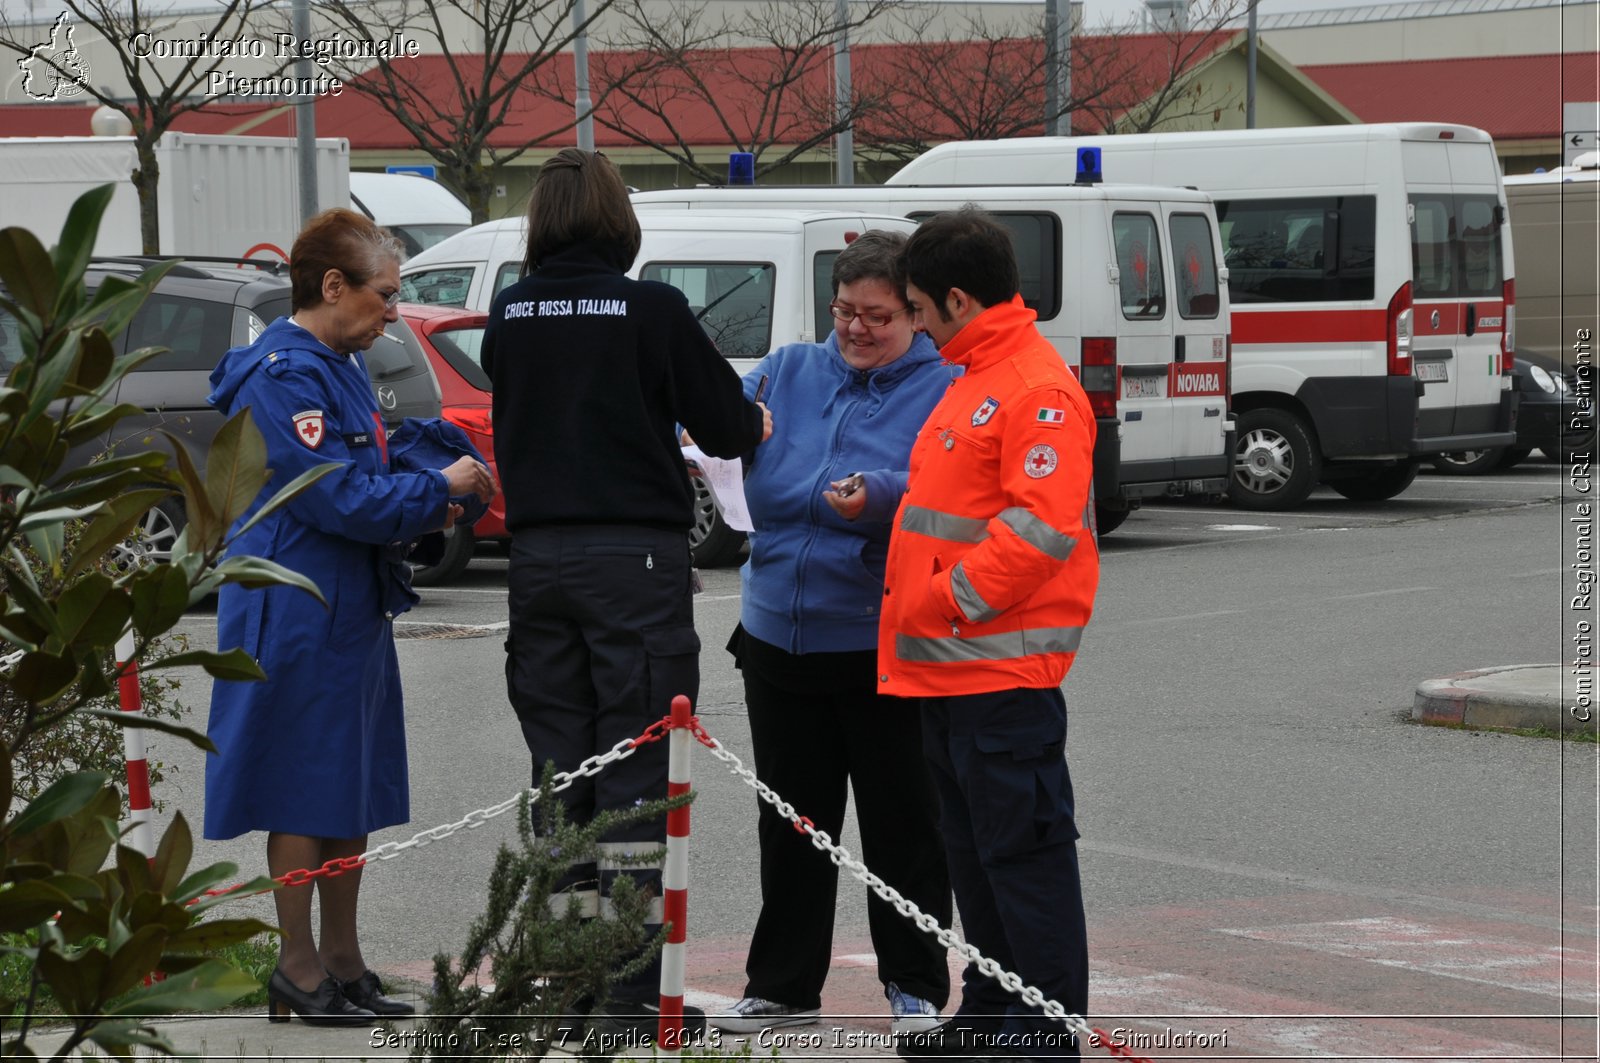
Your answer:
[921,687,1086,1060]
[506,524,700,999]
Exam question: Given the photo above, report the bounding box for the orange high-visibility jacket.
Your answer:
[877,296,1099,697]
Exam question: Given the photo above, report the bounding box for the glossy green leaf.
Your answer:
[141,646,266,684]
[8,649,79,706]
[4,770,110,839]
[81,707,217,753]
[104,958,257,1016]
[162,917,275,954]
[225,458,339,542]
[203,412,271,532]
[64,327,116,396]
[150,812,192,896]
[63,488,172,582]
[0,226,58,319]
[51,185,116,300]
[203,555,325,600]
[0,879,76,932]
[55,572,132,648]
[164,431,214,553]
[103,924,169,1000]
[127,561,190,638]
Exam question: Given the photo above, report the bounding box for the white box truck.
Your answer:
[0,132,349,261]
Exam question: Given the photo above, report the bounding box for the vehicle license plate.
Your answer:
[1123,374,1164,399]
[1415,361,1449,383]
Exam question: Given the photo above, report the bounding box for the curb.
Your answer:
[1413,663,1592,733]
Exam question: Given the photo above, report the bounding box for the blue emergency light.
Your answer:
[1075,147,1103,185]
[729,152,755,185]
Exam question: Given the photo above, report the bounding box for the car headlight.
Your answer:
[1528,365,1559,393]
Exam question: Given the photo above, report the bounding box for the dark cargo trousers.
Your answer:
[921,687,1087,1061]
[506,524,701,999]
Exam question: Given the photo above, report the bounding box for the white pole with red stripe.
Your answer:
[657,693,694,1055]
[114,629,156,858]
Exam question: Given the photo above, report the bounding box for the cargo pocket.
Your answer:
[642,623,701,720]
[968,720,1078,859]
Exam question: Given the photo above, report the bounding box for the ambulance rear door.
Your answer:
[1163,205,1230,473]
[1108,205,1177,472]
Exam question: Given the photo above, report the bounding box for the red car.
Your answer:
[397,303,506,583]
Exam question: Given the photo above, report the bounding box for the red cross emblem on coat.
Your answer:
[292,410,326,449]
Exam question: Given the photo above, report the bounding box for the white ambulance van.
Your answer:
[630,182,1236,533]
[398,208,920,565]
[890,123,1519,509]
[348,171,472,257]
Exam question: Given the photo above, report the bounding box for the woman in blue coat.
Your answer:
[205,209,496,1027]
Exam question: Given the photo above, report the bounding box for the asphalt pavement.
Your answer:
[16,457,1595,1062]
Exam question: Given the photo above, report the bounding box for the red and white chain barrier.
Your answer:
[189,707,1139,1061]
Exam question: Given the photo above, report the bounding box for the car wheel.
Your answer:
[1431,447,1505,475]
[1496,446,1532,469]
[1542,428,1597,464]
[1229,409,1321,510]
[410,525,474,586]
[1093,503,1130,536]
[689,478,746,568]
[1329,461,1420,501]
[109,497,185,570]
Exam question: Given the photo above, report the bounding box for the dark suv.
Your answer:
[1,257,442,563]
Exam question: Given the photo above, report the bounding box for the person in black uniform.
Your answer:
[481,148,770,1035]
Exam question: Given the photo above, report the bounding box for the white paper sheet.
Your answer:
[681,444,752,531]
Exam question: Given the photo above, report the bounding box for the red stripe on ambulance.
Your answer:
[1231,308,1388,344]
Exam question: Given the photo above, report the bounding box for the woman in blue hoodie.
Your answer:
[708,230,957,1037]
[205,209,494,1027]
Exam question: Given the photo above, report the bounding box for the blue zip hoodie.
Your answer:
[739,331,956,655]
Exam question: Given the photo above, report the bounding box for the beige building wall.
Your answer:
[1259,0,1596,64]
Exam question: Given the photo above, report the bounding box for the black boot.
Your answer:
[267,969,377,1026]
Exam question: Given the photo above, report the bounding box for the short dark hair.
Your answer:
[831,228,908,299]
[899,206,1019,317]
[288,208,404,311]
[523,149,642,273]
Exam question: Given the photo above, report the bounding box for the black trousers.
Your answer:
[733,628,952,1011]
[922,687,1086,1061]
[506,524,701,998]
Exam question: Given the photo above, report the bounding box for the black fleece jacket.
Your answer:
[481,241,764,533]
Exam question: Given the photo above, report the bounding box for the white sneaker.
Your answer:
[710,996,823,1033]
[886,981,941,1035]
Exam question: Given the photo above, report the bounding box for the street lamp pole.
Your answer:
[1246,0,1258,128]
[292,0,318,221]
[1046,0,1071,136]
[834,0,853,184]
[574,0,594,151]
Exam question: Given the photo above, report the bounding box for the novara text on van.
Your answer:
[502,299,629,319]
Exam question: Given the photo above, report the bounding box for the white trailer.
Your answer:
[0,132,349,261]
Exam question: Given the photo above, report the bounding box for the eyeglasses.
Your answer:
[373,287,402,310]
[829,303,912,329]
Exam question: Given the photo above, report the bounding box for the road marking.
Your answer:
[1093,609,1243,628]
[1325,586,1435,601]
[1217,917,1591,1000]
[1205,523,1278,531]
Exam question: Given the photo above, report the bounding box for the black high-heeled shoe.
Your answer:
[267,969,377,1026]
[339,969,416,1017]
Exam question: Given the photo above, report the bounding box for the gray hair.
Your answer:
[831,228,909,299]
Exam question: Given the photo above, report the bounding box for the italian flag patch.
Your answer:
[1037,407,1065,424]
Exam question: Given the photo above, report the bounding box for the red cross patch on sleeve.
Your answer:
[292,410,326,449]
[1024,444,1058,478]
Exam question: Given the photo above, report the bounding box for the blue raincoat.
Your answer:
[203,317,449,841]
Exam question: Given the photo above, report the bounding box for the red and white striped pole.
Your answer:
[114,630,156,858]
[657,693,694,1055]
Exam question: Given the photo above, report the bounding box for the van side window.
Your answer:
[123,293,233,373]
[641,261,775,358]
[1455,195,1503,298]
[1168,213,1220,319]
[1217,195,1376,304]
[1409,195,1454,298]
[909,211,1061,320]
[493,262,521,301]
[1112,213,1165,320]
[813,250,841,339]
[399,266,474,307]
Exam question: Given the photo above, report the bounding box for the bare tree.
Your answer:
[317,0,622,222]
[0,1,297,253]
[584,0,898,186]
[856,0,1248,165]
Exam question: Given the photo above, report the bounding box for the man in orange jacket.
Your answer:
[885,208,1098,1062]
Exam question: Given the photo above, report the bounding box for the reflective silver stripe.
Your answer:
[998,507,1077,561]
[901,505,989,543]
[950,562,1001,622]
[896,625,1084,663]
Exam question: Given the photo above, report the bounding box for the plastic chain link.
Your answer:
[694,730,1153,1063]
